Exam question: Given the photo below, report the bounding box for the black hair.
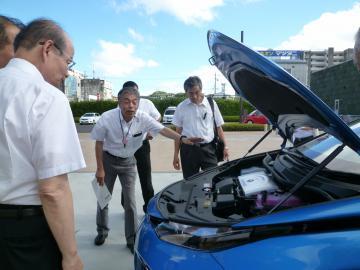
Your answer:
[0,15,25,49]
[122,81,138,89]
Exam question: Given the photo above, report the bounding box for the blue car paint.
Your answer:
[212,230,360,270]
[233,196,360,228]
[135,215,223,270]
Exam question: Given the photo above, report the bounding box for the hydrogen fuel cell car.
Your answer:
[134,30,360,270]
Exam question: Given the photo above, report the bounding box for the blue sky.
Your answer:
[2,0,360,96]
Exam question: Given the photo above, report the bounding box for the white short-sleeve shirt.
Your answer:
[172,97,224,143]
[91,108,164,157]
[138,98,161,140]
[0,58,86,205]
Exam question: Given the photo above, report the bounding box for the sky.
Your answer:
[2,0,360,96]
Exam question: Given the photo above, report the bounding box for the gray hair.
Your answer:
[14,18,67,53]
[354,27,360,67]
[183,76,202,92]
[117,86,140,100]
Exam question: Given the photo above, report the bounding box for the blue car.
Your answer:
[134,30,360,270]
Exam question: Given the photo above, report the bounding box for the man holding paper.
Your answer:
[90,86,198,253]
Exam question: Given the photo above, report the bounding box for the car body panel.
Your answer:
[212,230,360,270]
[162,106,176,124]
[79,112,100,124]
[135,216,223,270]
[243,109,268,124]
[233,196,360,228]
[207,30,360,154]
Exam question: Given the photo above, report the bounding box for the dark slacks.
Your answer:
[0,209,62,270]
[180,143,218,179]
[121,139,154,212]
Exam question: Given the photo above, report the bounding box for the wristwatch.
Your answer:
[179,135,186,143]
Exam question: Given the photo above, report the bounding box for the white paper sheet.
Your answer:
[91,177,112,210]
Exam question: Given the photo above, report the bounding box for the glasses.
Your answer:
[39,41,76,70]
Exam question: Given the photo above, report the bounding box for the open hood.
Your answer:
[207,30,360,154]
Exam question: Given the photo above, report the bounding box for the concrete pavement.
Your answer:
[71,172,182,270]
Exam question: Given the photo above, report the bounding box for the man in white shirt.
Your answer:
[0,15,24,68]
[91,86,196,253]
[172,76,229,179]
[0,19,85,270]
[121,81,161,213]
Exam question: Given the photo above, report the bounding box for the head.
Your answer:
[14,18,75,88]
[354,27,360,72]
[117,87,140,121]
[184,76,204,104]
[122,80,138,90]
[0,15,24,68]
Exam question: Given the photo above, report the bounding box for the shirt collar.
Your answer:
[7,58,44,82]
[184,96,207,107]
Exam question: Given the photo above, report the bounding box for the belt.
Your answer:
[0,204,44,218]
[195,142,213,148]
[104,151,127,159]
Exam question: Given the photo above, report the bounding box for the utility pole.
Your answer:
[214,72,217,94]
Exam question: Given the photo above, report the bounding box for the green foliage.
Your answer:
[223,115,240,122]
[69,97,255,118]
[222,123,265,131]
[70,100,118,117]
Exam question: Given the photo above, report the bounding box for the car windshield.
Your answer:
[297,122,360,174]
[83,113,94,117]
[165,109,175,115]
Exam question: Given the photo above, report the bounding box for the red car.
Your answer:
[243,110,268,124]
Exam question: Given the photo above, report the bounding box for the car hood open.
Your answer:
[207,30,360,154]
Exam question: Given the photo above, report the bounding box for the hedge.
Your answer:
[223,115,240,122]
[165,123,265,131]
[70,97,255,118]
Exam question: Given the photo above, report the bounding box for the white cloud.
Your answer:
[92,40,159,77]
[153,65,236,95]
[128,28,144,42]
[109,0,224,25]
[276,3,360,50]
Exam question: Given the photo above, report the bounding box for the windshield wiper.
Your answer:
[268,143,345,214]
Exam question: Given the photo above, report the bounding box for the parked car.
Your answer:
[134,30,360,270]
[162,106,176,124]
[243,109,268,124]
[79,112,100,125]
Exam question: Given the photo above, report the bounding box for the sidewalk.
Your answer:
[70,172,182,270]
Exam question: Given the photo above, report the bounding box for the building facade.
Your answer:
[64,69,84,101]
[80,78,113,101]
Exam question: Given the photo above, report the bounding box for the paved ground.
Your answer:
[73,129,284,269]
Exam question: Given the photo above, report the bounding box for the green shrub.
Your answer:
[223,115,240,122]
[222,123,264,131]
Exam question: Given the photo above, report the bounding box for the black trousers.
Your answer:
[121,139,154,212]
[0,209,62,270]
[180,143,218,179]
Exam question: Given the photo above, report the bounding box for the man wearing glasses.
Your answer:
[172,76,229,179]
[0,19,85,270]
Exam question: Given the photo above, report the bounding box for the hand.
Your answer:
[146,133,154,140]
[62,253,83,270]
[96,169,105,186]
[173,156,181,170]
[223,147,229,162]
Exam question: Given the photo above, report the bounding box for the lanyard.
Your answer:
[119,111,133,148]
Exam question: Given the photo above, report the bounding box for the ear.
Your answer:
[40,40,55,61]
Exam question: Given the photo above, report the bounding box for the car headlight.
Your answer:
[154,221,251,251]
